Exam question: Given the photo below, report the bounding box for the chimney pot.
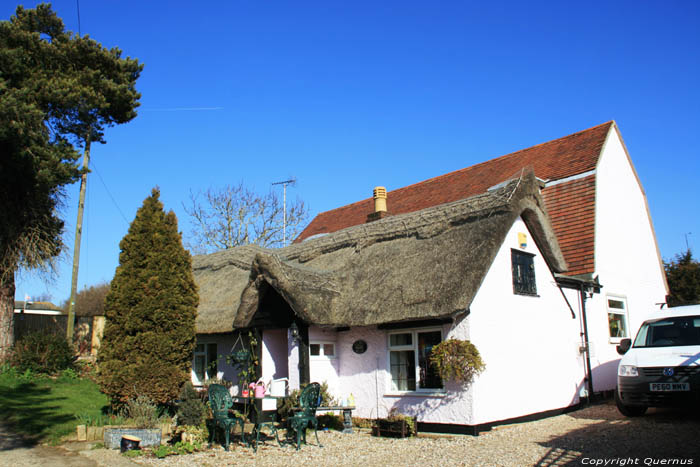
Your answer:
[373,186,387,213]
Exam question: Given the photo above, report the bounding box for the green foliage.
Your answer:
[0,4,142,358]
[225,330,259,387]
[177,382,206,426]
[152,440,202,458]
[317,414,344,431]
[61,282,110,316]
[122,449,145,458]
[58,367,79,381]
[98,189,198,407]
[174,424,208,444]
[125,395,161,429]
[277,381,338,420]
[665,249,700,307]
[0,370,109,444]
[386,408,416,435]
[9,331,74,374]
[429,338,485,385]
[75,411,106,427]
[352,417,373,429]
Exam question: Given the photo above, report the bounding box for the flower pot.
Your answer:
[104,427,161,449]
[120,434,140,453]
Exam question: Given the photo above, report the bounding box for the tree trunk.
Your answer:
[0,274,16,362]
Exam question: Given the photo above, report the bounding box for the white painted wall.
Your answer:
[469,217,585,425]
[590,128,668,391]
[262,328,289,382]
[308,327,340,396]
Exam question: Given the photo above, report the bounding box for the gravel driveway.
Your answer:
[123,400,699,466]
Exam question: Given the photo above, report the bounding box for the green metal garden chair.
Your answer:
[288,382,322,451]
[208,384,246,450]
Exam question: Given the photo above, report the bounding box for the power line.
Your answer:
[89,160,130,225]
[76,0,81,36]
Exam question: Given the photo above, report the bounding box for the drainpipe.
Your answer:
[579,283,594,403]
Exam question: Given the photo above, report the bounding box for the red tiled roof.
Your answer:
[297,121,615,276]
[541,175,596,276]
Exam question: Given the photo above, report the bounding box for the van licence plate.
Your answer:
[650,383,690,392]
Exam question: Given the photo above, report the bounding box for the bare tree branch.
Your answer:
[183,182,310,253]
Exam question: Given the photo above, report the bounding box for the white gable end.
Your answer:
[468,216,585,425]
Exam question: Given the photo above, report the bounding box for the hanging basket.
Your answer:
[230,349,251,364]
[229,332,252,365]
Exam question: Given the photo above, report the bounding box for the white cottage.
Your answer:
[191,121,667,433]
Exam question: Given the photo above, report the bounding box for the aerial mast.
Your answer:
[272,178,296,246]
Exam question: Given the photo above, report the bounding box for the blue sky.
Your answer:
[6,1,699,304]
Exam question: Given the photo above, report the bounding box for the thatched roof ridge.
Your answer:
[193,172,566,333]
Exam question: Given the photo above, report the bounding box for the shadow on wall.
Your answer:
[385,385,466,422]
[569,358,620,407]
[590,358,620,393]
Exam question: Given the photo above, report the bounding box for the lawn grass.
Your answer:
[0,371,109,445]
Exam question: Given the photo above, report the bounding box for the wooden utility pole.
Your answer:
[66,137,91,340]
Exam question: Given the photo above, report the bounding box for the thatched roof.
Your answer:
[192,171,566,334]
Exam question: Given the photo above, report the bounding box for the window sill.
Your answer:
[608,337,628,344]
[514,292,540,298]
[384,391,447,398]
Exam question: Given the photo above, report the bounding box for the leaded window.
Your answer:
[512,249,537,295]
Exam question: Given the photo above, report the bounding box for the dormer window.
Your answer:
[512,249,537,296]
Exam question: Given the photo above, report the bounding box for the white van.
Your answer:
[615,304,700,416]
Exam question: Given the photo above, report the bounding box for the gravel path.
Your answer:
[122,401,699,466]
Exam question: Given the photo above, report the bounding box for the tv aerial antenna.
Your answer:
[272,178,297,246]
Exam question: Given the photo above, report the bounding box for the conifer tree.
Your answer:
[98,189,198,406]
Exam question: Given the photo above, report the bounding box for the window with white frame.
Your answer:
[310,341,336,358]
[607,296,629,340]
[193,343,218,385]
[388,329,442,392]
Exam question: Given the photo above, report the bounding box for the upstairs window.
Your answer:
[512,249,537,295]
[607,296,629,340]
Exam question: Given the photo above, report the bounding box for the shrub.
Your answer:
[98,189,198,407]
[10,331,74,374]
[430,338,485,385]
[125,395,161,428]
[317,414,344,430]
[177,382,206,427]
[277,381,338,420]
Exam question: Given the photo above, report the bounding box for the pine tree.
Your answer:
[98,189,198,406]
[665,249,700,307]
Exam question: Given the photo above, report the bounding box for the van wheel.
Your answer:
[615,389,647,417]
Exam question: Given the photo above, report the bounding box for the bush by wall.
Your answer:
[177,382,206,427]
[10,331,73,374]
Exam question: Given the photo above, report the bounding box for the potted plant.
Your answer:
[103,395,164,449]
[372,409,416,438]
[429,338,485,385]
